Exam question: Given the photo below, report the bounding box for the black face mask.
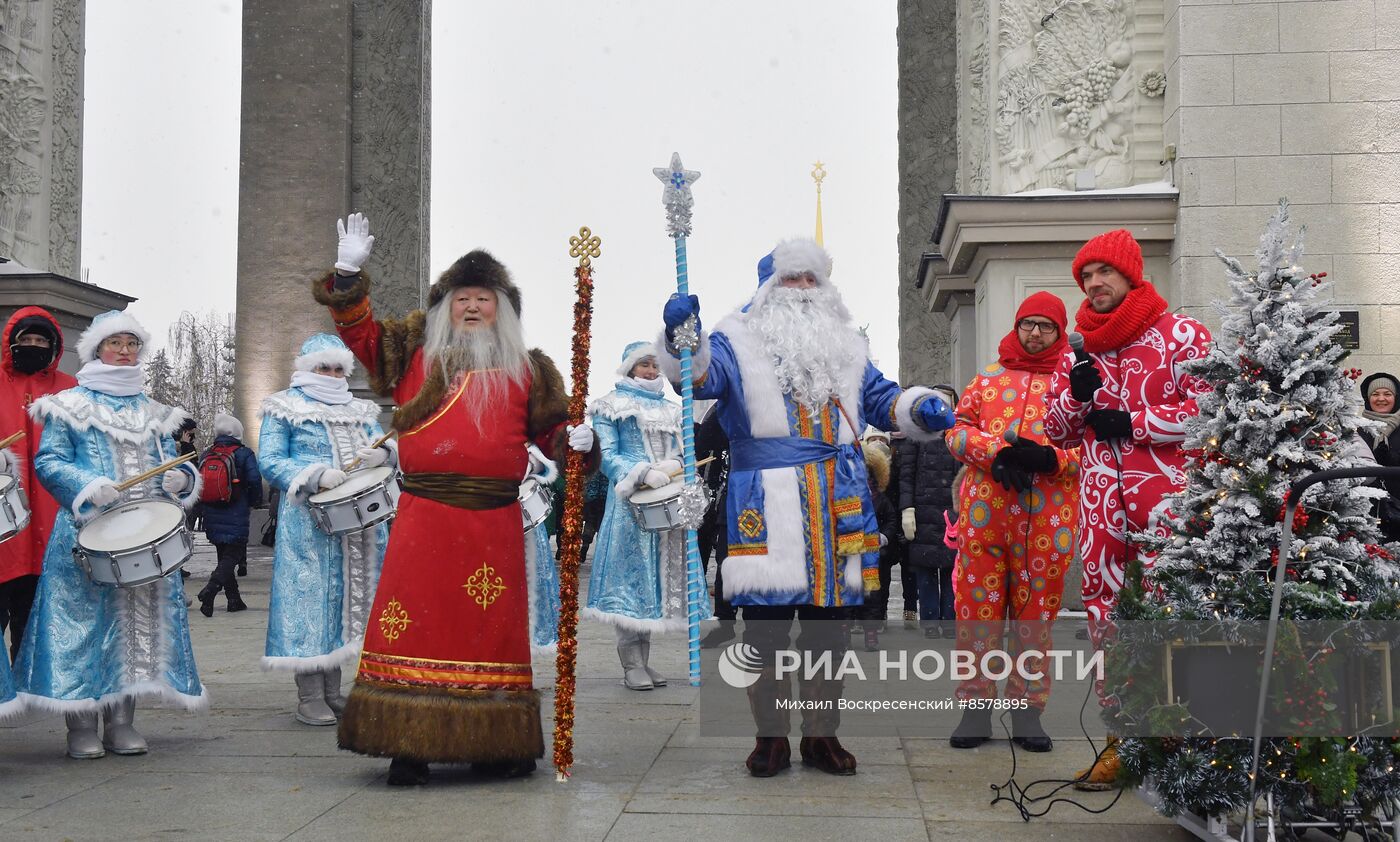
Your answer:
[11,345,54,375]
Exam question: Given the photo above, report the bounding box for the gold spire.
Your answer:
[811,161,827,246]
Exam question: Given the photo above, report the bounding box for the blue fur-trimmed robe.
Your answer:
[14,387,204,712]
[258,387,389,672]
[0,649,18,720]
[658,313,937,608]
[582,382,688,632]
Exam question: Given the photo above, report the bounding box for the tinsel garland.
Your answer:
[552,262,593,780]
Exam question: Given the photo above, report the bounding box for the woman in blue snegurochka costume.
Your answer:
[522,445,560,652]
[0,447,24,723]
[14,310,203,759]
[258,333,393,727]
[583,342,690,690]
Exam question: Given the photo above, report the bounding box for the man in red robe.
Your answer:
[312,213,596,785]
[0,307,76,662]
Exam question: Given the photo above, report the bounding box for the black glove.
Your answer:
[990,449,1033,494]
[1008,437,1058,475]
[1086,409,1133,442]
[1069,361,1104,403]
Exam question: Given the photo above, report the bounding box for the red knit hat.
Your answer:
[1072,229,1144,290]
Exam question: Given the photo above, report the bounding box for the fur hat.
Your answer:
[747,238,835,312]
[862,440,891,493]
[213,412,244,439]
[294,332,356,375]
[428,250,522,317]
[1072,229,1144,290]
[617,341,657,378]
[77,310,150,364]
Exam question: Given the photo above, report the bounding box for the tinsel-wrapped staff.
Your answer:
[553,225,602,781]
[653,153,710,686]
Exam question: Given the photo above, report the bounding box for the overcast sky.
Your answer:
[81,1,899,400]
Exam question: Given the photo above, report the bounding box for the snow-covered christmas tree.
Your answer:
[1109,201,1400,821]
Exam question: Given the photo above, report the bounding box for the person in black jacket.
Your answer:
[897,385,961,639]
[696,404,737,647]
[1362,372,1400,540]
[195,413,264,617]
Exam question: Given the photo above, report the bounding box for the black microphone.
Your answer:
[1003,430,1019,446]
[1067,331,1093,368]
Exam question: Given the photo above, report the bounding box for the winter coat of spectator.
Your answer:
[195,413,264,616]
[1361,372,1400,540]
[896,385,962,635]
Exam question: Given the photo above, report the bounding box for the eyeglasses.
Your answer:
[100,338,143,352]
[1016,319,1059,335]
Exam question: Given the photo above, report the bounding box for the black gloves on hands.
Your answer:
[1086,409,1133,442]
[1069,361,1103,403]
[990,449,1034,494]
[1007,437,1059,475]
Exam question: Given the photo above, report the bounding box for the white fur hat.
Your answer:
[77,310,150,364]
[213,412,244,439]
[616,341,658,378]
[748,238,835,312]
[293,332,356,375]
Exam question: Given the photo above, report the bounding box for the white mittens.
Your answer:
[335,212,375,274]
[901,507,916,542]
[161,470,190,495]
[653,459,682,477]
[89,481,120,509]
[319,469,347,490]
[0,448,13,475]
[567,424,594,452]
[641,468,672,489]
[354,446,388,469]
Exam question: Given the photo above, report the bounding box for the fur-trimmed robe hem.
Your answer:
[336,680,544,763]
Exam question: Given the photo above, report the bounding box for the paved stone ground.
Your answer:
[0,538,1192,841]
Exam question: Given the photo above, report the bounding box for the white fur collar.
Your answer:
[261,388,383,426]
[30,388,188,445]
[590,388,682,433]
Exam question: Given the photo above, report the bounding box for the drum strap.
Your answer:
[401,473,518,510]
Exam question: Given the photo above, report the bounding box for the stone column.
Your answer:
[896,0,958,386]
[0,0,84,276]
[234,0,430,442]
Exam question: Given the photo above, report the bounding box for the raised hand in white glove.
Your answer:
[89,481,120,509]
[335,212,375,275]
[161,470,191,495]
[653,459,682,478]
[354,446,388,469]
[566,423,594,452]
[319,469,347,490]
[901,507,916,542]
[641,468,673,489]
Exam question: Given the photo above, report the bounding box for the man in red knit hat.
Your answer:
[945,292,1081,753]
[1045,229,1212,789]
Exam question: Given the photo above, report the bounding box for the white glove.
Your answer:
[641,468,672,489]
[161,470,190,495]
[0,448,13,475]
[89,481,120,509]
[354,446,388,469]
[319,469,347,490]
[901,508,916,542]
[567,424,594,452]
[335,212,375,274]
[653,459,682,478]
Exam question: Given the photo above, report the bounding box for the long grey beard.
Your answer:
[750,286,859,410]
[424,323,529,432]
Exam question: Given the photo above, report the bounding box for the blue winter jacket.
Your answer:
[200,434,265,544]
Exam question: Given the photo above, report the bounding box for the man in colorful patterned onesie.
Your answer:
[1045,229,1212,788]
[946,292,1080,753]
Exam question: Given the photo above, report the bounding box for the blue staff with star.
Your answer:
[653,152,709,687]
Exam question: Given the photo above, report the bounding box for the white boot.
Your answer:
[616,628,653,691]
[322,666,348,716]
[295,672,337,725]
[102,697,148,755]
[639,632,666,687]
[65,711,105,759]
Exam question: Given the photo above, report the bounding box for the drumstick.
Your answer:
[0,430,25,450]
[345,430,397,472]
[115,451,197,492]
[667,455,714,479]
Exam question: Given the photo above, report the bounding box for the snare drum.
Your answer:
[628,483,686,532]
[0,474,30,543]
[519,478,553,532]
[75,498,193,588]
[307,466,401,536]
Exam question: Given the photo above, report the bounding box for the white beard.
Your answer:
[421,299,531,431]
[749,285,860,409]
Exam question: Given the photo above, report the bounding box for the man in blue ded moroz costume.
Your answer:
[657,238,955,777]
[14,310,204,759]
[583,341,688,690]
[258,333,393,727]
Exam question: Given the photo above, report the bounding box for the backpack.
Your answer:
[198,444,240,504]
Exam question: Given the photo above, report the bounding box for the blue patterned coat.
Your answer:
[14,387,204,712]
[258,388,390,672]
[583,383,689,632]
[0,652,17,720]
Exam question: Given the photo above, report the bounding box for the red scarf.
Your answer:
[997,291,1067,374]
[1075,282,1168,354]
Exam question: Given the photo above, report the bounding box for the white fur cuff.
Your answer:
[615,461,650,500]
[655,328,712,386]
[73,476,114,519]
[288,463,327,500]
[895,386,947,443]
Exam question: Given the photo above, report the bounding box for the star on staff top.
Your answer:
[653,152,700,239]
